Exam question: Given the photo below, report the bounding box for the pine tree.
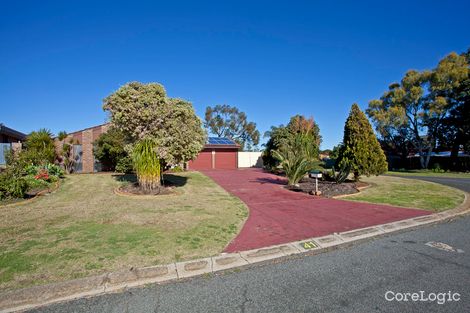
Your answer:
[338,103,388,181]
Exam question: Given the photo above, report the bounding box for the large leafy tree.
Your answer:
[338,104,388,181]
[263,115,321,170]
[103,82,206,166]
[262,125,291,169]
[204,104,260,150]
[367,50,469,169]
[431,50,470,167]
[368,71,432,169]
[103,82,206,188]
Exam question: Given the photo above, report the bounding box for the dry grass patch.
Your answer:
[0,172,248,291]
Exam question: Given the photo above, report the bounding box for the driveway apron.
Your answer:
[202,169,431,252]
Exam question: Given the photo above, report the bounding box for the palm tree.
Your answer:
[272,133,317,186]
[24,129,56,165]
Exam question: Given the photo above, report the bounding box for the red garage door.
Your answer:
[188,150,212,170]
[215,149,237,169]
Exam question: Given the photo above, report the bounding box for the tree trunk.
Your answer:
[424,146,432,169]
[418,147,426,169]
[450,133,462,171]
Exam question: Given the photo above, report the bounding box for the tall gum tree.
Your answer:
[367,50,469,169]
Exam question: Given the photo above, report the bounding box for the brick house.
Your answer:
[55,123,241,173]
[55,124,110,173]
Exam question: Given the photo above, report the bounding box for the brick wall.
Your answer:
[55,123,110,173]
[81,129,94,173]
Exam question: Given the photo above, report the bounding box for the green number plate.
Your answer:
[301,241,318,250]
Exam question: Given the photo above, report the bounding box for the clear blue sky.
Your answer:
[1,0,469,149]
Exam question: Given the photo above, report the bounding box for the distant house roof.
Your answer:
[205,137,240,148]
[409,151,469,158]
[0,123,26,141]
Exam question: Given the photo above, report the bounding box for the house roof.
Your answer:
[0,123,26,141]
[205,137,240,148]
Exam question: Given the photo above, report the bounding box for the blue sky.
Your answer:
[1,0,469,149]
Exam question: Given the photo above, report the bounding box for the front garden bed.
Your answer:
[117,183,174,196]
[285,177,368,198]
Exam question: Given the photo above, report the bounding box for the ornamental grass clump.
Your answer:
[132,139,161,191]
[272,132,318,186]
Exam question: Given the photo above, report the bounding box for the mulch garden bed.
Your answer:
[285,177,368,198]
[118,183,174,196]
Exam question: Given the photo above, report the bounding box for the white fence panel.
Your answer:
[238,152,263,168]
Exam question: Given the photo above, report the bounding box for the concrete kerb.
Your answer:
[1,192,469,313]
[175,258,212,279]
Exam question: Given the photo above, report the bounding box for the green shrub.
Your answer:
[432,163,445,173]
[322,163,350,184]
[44,163,64,177]
[169,165,184,173]
[115,156,133,173]
[272,133,317,186]
[24,175,50,190]
[337,104,388,181]
[93,127,128,171]
[0,172,28,200]
[25,164,39,176]
[263,115,321,171]
[0,153,60,201]
[22,129,57,165]
[24,164,64,178]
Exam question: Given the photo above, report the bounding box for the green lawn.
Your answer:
[344,176,465,211]
[387,170,470,178]
[0,172,248,291]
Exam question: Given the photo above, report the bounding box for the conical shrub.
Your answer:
[338,103,388,180]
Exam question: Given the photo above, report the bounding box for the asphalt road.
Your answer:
[389,175,470,192]
[31,215,470,313]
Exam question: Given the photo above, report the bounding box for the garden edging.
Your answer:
[0,181,61,209]
[1,191,468,313]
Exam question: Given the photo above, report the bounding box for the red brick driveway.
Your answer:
[202,168,431,252]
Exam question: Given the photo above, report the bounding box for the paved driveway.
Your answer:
[202,169,430,252]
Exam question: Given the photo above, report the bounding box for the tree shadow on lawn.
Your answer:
[112,173,188,187]
[253,177,287,185]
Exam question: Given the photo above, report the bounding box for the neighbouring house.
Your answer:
[55,124,110,173]
[0,123,26,165]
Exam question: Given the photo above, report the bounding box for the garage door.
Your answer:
[215,149,237,169]
[188,151,212,170]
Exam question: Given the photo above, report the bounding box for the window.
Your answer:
[0,143,11,165]
[73,144,83,173]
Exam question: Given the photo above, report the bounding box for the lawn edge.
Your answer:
[1,191,468,313]
[334,176,466,212]
[193,171,251,253]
